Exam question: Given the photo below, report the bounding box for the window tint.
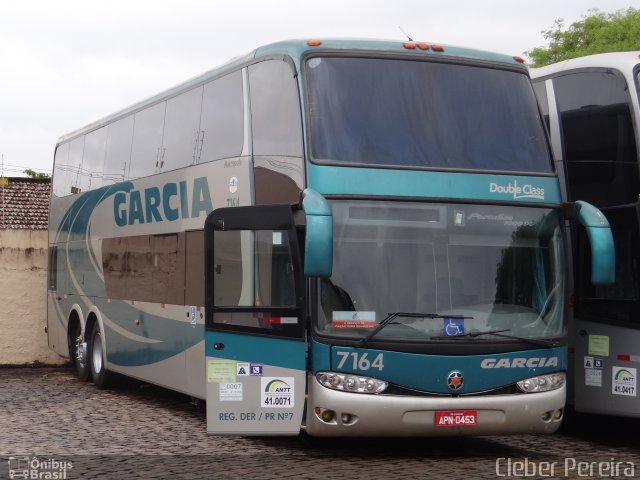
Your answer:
[102,233,186,305]
[199,70,244,162]
[554,70,639,205]
[213,230,296,308]
[306,57,551,173]
[532,80,550,131]
[162,87,203,171]
[130,102,166,179]
[67,137,85,194]
[249,60,302,157]
[575,205,640,325]
[52,143,69,197]
[104,115,134,185]
[81,127,107,191]
[185,230,204,306]
[48,246,57,291]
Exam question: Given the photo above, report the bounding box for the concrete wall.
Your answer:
[0,230,65,365]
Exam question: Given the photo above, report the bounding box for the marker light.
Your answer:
[417,43,429,50]
[316,372,388,394]
[307,40,322,47]
[514,55,525,63]
[403,42,416,49]
[431,44,445,52]
[517,372,565,393]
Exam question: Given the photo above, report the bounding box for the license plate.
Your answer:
[435,410,478,427]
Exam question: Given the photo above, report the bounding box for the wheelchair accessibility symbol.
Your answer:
[443,317,465,336]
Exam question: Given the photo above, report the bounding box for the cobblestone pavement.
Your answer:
[1,367,639,479]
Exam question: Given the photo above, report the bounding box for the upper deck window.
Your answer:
[306,57,552,174]
[553,69,639,206]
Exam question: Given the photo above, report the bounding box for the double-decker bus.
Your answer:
[48,39,614,436]
[531,51,640,417]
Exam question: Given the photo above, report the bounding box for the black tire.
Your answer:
[68,321,91,382]
[89,324,114,389]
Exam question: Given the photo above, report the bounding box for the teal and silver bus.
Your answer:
[532,51,640,417]
[48,39,614,436]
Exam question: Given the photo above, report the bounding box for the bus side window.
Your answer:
[48,246,57,291]
[249,60,304,205]
[199,70,244,163]
[162,86,204,172]
[104,116,134,185]
[80,126,107,192]
[130,102,166,180]
[554,70,639,206]
[52,143,69,198]
[213,230,297,309]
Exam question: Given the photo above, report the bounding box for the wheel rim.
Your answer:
[76,336,87,369]
[92,332,103,373]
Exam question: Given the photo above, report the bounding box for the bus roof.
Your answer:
[530,51,640,79]
[56,38,526,146]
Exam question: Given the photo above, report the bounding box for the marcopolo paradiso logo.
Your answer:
[489,180,545,200]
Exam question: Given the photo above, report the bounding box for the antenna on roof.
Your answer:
[398,26,413,42]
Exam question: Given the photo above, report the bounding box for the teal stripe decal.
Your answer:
[307,164,562,204]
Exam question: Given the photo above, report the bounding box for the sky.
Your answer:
[0,0,638,177]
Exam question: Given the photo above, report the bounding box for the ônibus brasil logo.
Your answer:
[489,180,545,200]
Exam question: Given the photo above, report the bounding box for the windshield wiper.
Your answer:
[430,329,558,348]
[357,312,472,348]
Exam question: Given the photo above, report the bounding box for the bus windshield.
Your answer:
[306,56,552,173]
[316,201,565,342]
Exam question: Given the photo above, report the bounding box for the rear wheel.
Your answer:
[89,324,114,388]
[68,320,90,382]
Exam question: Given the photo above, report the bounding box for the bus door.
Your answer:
[204,205,307,435]
[572,203,640,415]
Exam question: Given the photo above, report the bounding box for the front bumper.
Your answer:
[305,374,565,437]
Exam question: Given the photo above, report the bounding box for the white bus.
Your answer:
[48,39,614,436]
[531,51,640,417]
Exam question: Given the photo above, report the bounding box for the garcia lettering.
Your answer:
[481,357,559,369]
[114,177,213,226]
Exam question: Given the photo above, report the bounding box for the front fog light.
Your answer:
[321,409,335,422]
[517,372,566,393]
[316,372,388,394]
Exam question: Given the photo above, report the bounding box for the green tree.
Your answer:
[526,8,640,67]
[23,168,50,179]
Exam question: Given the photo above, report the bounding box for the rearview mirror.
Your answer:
[302,189,333,278]
[574,200,615,285]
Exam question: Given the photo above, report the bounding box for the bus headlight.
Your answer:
[517,372,565,393]
[316,372,388,394]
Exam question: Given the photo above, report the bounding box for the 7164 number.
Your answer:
[336,351,384,371]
